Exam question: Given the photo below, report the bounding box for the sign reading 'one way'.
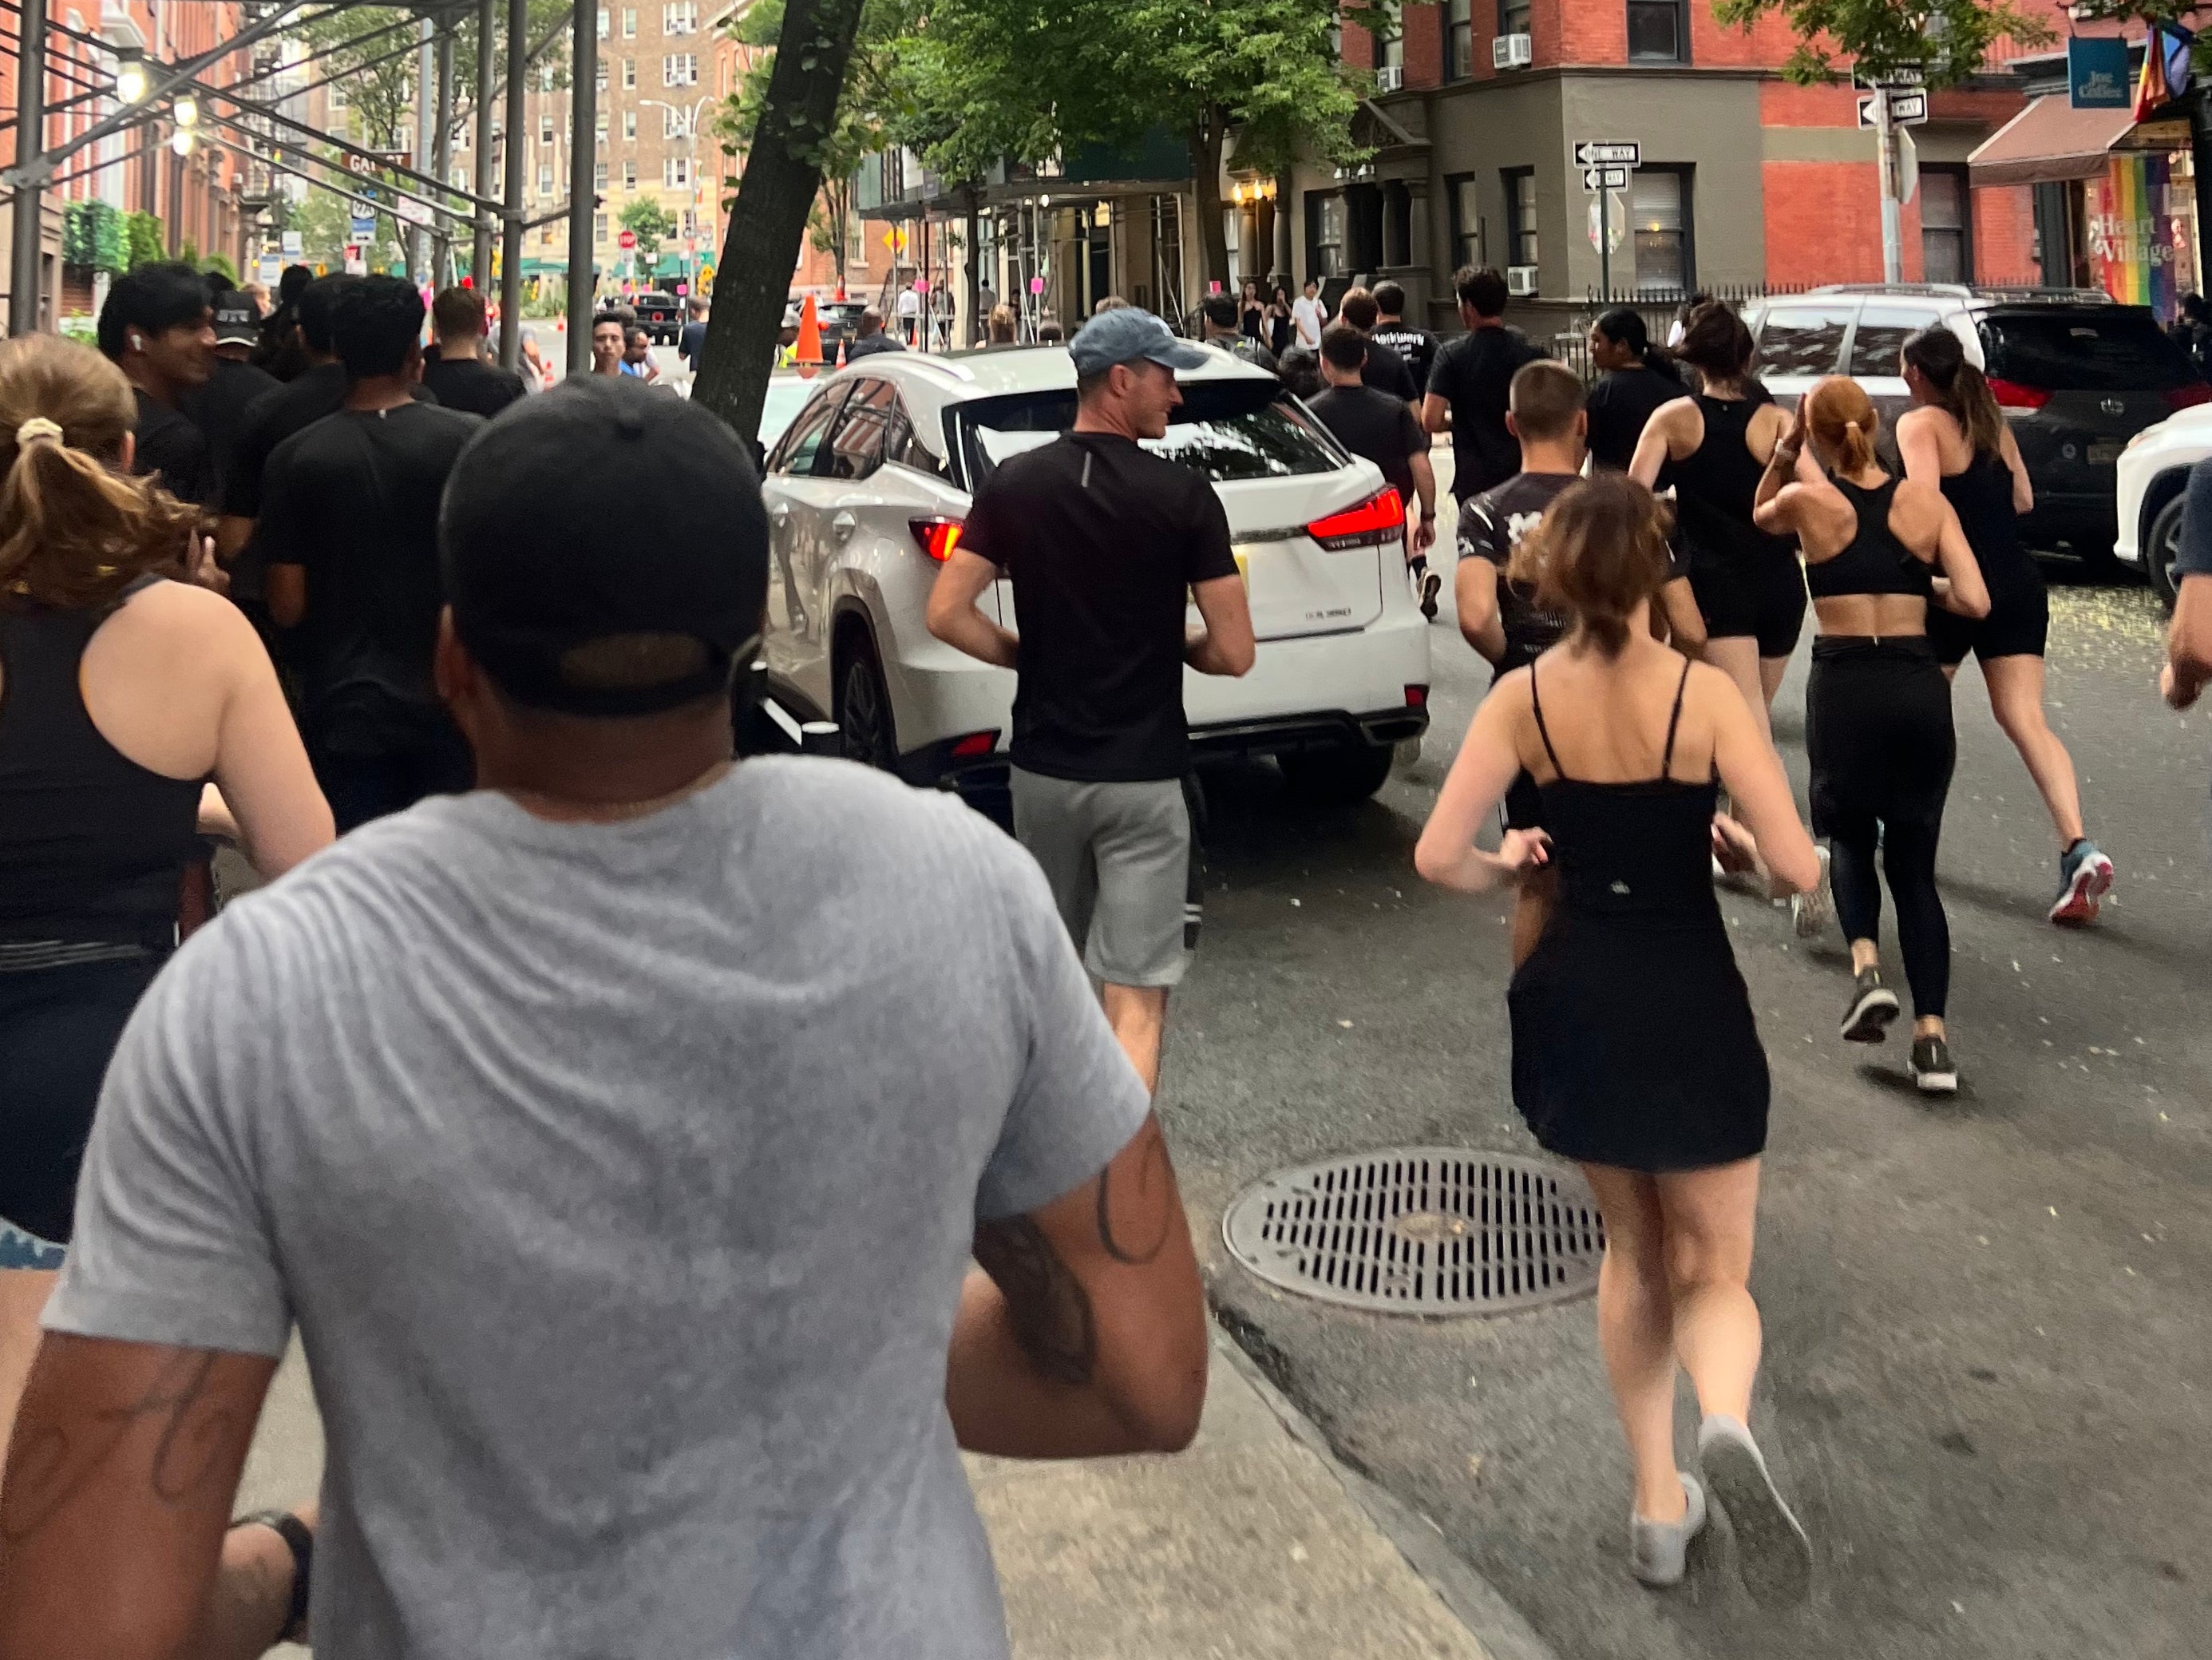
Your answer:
[1857,90,1929,128]
[1574,141,1640,168]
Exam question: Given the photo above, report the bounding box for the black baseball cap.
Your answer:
[440,377,769,716]
[212,297,260,345]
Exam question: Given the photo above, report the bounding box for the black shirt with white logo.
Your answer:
[1458,472,1580,675]
[1359,336,1422,402]
[1369,323,1438,394]
[1425,325,1547,499]
[962,431,1237,782]
[1307,383,1427,506]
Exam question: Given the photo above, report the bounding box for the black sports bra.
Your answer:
[1804,476,1933,602]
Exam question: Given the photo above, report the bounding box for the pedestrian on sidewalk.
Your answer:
[1752,378,1988,1091]
[845,307,906,359]
[1308,324,1436,613]
[1415,472,1822,1605]
[1199,292,1276,371]
[0,334,330,1483]
[1292,277,1327,351]
[181,295,281,516]
[679,294,710,373]
[1422,267,1546,503]
[423,286,528,418]
[252,263,315,382]
[1583,307,1684,475]
[623,326,664,382]
[260,276,485,831]
[590,311,629,377]
[0,378,1206,1660]
[1894,326,2112,924]
[1238,278,1266,344]
[1264,285,1294,358]
[96,262,216,511]
[927,308,1255,1091]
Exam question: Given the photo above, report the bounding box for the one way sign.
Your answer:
[1574,141,1641,168]
[1582,166,1630,192]
[1858,90,1928,127]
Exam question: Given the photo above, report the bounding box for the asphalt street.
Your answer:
[1163,525,2211,1659]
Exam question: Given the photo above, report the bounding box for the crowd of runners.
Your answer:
[0,261,2198,1651]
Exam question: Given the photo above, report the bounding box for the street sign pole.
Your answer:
[1875,89,1903,283]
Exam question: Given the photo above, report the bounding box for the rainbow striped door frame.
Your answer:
[2086,151,2194,316]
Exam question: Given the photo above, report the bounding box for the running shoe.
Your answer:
[1910,1034,1959,1095]
[1791,845,1831,938]
[1697,1415,1812,1608]
[1630,1472,1708,1589]
[2049,839,2114,926]
[1420,571,1442,620]
[1840,967,1900,1044]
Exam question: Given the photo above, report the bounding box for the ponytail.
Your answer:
[1901,325,2004,458]
[1804,375,1882,477]
[1594,305,1687,384]
[1836,418,1876,474]
[0,335,200,610]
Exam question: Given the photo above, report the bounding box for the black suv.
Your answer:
[631,291,683,344]
[1745,284,2210,561]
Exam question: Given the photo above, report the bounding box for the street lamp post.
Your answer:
[637,95,713,290]
[9,0,53,334]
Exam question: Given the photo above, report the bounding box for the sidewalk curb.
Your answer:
[1212,1321,1562,1660]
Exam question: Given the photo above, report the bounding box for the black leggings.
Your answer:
[1806,637,1956,1018]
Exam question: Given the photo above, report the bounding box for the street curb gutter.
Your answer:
[1211,1324,1563,1660]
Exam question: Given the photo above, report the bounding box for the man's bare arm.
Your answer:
[0,1336,282,1660]
[2166,572,2212,708]
[949,1115,1208,1459]
[263,565,306,631]
[1420,391,1451,436]
[925,546,1019,669]
[1186,572,1256,677]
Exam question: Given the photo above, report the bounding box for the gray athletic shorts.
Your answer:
[1011,767,1198,989]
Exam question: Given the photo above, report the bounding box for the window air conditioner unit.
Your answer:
[1506,265,1539,298]
[1375,63,1404,93]
[1493,33,1533,70]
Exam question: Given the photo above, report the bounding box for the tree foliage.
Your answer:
[620,195,675,267]
[1710,0,2054,87]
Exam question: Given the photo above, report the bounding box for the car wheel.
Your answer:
[2147,492,2187,609]
[1279,743,1395,806]
[835,634,898,773]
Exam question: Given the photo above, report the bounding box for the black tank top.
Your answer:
[1805,477,1935,602]
[1940,449,2036,596]
[1672,393,1795,570]
[0,581,207,948]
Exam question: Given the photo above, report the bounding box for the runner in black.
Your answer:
[1336,287,1422,403]
[183,295,281,515]
[94,262,216,509]
[1423,267,1546,501]
[424,287,528,418]
[1308,326,1438,615]
[1369,281,1437,396]
[1754,378,1988,1092]
[1585,307,1686,473]
[1895,325,2112,925]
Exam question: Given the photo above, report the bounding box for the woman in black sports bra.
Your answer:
[1418,475,1822,1604]
[1896,326,2113,926]
[1753,378,1988,1095]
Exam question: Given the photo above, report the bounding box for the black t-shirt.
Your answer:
[259,402,484,751]
[224,362,440,519]
[963,431,1237,782]
[421,355,527,418]
[679,319,708,367]
[1458,472,1581,675]
[181,357,282,507]
[1585,366,1685,474]
[132,388,212,509]
[1426,325,1546,500]
[1307,384,1427,505]
[1359,336,1421,402]
[1370,323,1438,394]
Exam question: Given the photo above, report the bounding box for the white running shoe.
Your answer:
[1791,844,1832,938]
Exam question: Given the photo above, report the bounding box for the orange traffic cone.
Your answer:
[794,295,824,379]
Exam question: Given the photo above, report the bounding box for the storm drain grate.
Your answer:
[1222,1147,1606,1316]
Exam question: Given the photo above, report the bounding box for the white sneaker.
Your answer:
[1791,845,1831,938]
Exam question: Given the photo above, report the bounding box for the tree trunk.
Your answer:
[693,0,868,442]
[1191,110,1231,309]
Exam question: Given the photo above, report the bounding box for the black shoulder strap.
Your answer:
[1662,659,1692,776]
[1529,662,1566,778]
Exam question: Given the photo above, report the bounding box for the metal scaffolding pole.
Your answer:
[566,0,596,373]
[433,22,456,287]
[7,0,51,334]
[473,0,496,285]
[498,0,527,370]
[414,16,436,279]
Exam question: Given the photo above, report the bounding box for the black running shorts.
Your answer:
[1689,549,1806,660]
[1926,581,2049,667]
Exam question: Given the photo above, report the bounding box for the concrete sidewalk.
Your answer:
[231,1328,1535,1658]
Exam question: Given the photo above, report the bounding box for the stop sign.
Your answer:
[618,229,637,250]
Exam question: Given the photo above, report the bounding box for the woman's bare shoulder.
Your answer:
[105,576,262,656]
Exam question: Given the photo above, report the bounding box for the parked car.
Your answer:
[1743,283,2211,563]
[756,346,1431,804]
[2115,402,2212,604]
[631,290,683,343]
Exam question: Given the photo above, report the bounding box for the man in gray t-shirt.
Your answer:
[0,381,1206,1660]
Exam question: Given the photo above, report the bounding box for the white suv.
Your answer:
[755,345,1433,804]
[2115,404,2212,605]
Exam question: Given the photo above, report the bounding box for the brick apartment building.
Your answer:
[2,0,253,327]
[1304,0,2091,336]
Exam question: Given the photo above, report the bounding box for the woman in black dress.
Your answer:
[1239,279,1266,343]
[1264,284,1295,359]
[1416,474,1822,1603]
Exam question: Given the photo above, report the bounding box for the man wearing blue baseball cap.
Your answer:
[929,307,1256,1093]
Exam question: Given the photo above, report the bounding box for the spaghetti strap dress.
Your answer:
[1506,660,1772,1171]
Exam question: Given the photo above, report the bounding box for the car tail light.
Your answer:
[1306,488,1405,551]
[1405,684,1429,711]
[950,730,1000,759]
[1987,376,2050,411]
[910,517,965,562]
[2168,382,2212,410]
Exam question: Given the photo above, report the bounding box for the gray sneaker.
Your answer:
[1629,1472,1708,1588]
[1791,844,1832,938]
[1698,1414,1813,1607]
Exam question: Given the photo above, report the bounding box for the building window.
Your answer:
[537,164,552,195]
[596,61,607,92]
[1378,27,1402,74]
[596,7,608,38]
[595,211,608,242]
[595,109,608,146]
[664,155,691,187]
[622,6,636,37]
[540,115,553,145]
[328,82,348,110]
[1315,192,1347,275]
[1501,1,1532,35]
[1626,0,1688,62]
[663,1,695,34]
[1630,168,1692,294]
[663,105,693,137]
[663,53,697,86]
[539,64,555,92]
[1503,168,1537,267]
[1921,167,1971,283]
[623,110,637,140]
[683,209,696,237]
[1447,173,1482,270]
[622,57,635,89]
[594,160,608,192]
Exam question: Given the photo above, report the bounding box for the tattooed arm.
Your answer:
[948,1115,1208,1458]
[0,1336,288,1660]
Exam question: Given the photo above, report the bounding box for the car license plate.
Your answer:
[2087,442,2123,466]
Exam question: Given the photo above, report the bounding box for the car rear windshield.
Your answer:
[1980,309,2196,391]
[954,381,1345,489]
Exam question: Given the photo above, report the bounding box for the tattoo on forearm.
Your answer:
[973,1217,1095,1386]
[1096,1121,1173,1267]
[1,1349,242,1543]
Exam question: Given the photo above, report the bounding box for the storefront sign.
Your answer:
[2087,152,2194,315]
[2070,38,2131,110]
